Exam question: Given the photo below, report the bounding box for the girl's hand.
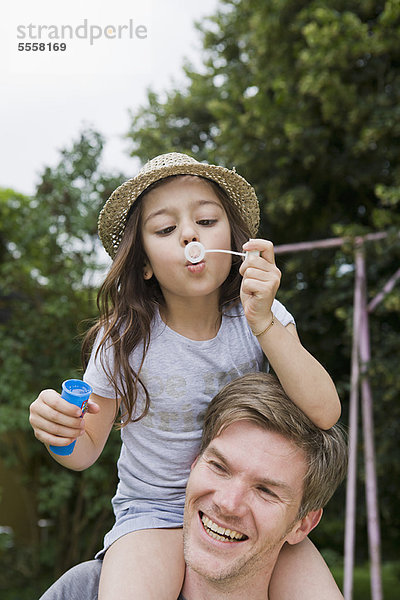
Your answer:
[29,389,100,448]
[239,239,281,335]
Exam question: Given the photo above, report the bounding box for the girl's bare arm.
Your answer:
[240,239,341,429]
[29,391,117,470]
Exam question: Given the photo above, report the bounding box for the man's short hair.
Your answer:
[200,373,347,520]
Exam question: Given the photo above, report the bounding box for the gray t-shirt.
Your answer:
[38,559,198,600]
[84,301,294,518]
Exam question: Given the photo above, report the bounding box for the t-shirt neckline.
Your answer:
[155,306,227,344]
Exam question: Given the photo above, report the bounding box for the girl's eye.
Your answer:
[197,219,217,226]
[156,225,176,235]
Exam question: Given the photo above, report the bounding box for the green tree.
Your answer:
[0,130,124,593]
[126,0,400,560]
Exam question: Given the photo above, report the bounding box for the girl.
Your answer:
[30,152,342,599]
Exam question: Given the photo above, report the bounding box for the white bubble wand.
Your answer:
[184,241,259,264]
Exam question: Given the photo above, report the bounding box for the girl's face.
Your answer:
[141,176,233,306]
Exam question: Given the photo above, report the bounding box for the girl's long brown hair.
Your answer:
[81,176,252,425]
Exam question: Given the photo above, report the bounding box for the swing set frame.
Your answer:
[274,231,400,600]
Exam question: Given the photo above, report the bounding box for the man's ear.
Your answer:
[190,456,199,470]
[285,508,323,546]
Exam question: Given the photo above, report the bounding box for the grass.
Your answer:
[332,563,400,600]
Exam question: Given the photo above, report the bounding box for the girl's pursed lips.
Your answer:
[187,261,206,273]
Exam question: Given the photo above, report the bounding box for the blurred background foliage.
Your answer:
[1,0,399,597]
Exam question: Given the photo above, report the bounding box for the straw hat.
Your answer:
[98,152,260,258]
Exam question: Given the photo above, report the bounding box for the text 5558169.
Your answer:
[18,43,67,51]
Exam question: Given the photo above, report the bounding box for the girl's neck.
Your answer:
[159,297,222,341]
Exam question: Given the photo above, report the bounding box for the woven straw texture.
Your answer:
[98,152,260,258]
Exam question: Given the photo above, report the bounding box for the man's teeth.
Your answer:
[201,514,245,542]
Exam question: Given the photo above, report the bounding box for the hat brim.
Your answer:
[98,162,259,259]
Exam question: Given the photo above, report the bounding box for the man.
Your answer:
[40,373,347,599]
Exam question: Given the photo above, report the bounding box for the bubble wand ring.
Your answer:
[184,241,259,264]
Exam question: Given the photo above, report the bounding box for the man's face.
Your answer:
[183,420,309,587]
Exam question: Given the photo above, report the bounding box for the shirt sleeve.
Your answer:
[271,298,296,327]
[83,330,116,399]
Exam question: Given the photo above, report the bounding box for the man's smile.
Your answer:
[200,511,248,542]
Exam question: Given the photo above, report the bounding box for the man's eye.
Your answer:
[258,486,278,499]
[210,461,227,473]
[156,226,176,235]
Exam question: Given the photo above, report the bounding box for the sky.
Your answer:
[1,0,220,196]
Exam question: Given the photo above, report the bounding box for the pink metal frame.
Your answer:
[275,232,400,600]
